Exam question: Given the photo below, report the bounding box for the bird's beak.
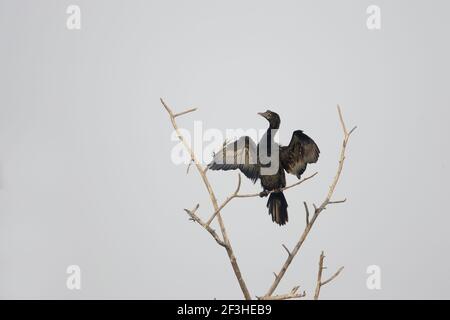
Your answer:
[258,111,268,119]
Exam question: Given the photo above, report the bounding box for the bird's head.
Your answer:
[258,110,280,129]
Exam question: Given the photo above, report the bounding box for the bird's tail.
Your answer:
[267,191,288,226]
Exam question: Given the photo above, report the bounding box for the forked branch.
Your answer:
[183,204,227,248]
[314,251,344,300]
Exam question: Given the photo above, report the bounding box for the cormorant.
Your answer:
[208,110,320,225]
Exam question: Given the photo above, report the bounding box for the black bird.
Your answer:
[208,110,320,225]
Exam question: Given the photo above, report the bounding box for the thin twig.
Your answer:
[262,105,355,299]
[328,199,347,204]
[314,251,344,300]
[205,174,241,226]
[303,202,310,225]
[161,98,252,300]
[321,267,345,286]
[174,108,197,118]
[186,160,194,175]
[258,286,306,300]
[282,244,291,256]
[184,204,227,248]
[236,172,318,198]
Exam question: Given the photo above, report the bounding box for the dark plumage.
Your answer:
[208,110,320,225]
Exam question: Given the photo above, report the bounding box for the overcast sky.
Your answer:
[1,0,449,299]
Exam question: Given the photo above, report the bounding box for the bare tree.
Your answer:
[161,98,356,300]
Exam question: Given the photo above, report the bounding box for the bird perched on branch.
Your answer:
[208,110,320,226]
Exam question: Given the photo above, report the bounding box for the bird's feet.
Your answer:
[259,190,269,198]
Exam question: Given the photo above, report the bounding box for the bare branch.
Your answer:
[321,267,344,287]
[303,202,310,225]
[258,286,306,300]
[186,160,194,175]
[349,126,357,136]
[328,199,347,205]
[337,105,348,135]
[174,107,197,118]
[261,105,355,299]
[282,244,291,256]
[184,205,227,248]
[205,173,241,226]
[314,251,326,300]
[235,172,318,198]
[161,98,252,300]
[314,251,344,300]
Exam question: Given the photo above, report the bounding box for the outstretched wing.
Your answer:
[280,130,320,179]
[208,136,260,183]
